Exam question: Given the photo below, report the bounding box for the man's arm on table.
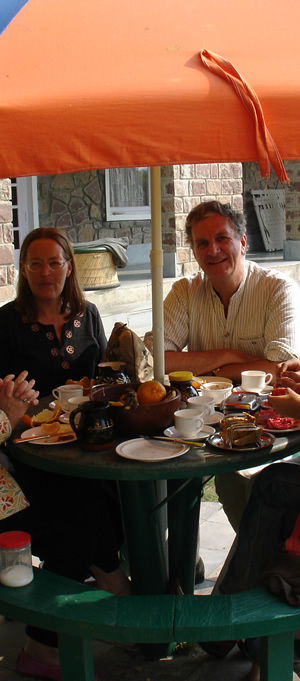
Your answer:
[165,349,261,376]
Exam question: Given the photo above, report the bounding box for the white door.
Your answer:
[11,177,39,268]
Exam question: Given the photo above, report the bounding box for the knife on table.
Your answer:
[14,434,52,443]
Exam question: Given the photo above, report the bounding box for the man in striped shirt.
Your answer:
[163,200,300,535]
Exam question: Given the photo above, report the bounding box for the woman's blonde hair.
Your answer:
[16,227,86,322]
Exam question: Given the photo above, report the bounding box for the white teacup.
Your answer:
[187,396,215,422]
[174,409,204,438]
[241,370,273,393]
[67,395,90,413]
[52,385,83,411]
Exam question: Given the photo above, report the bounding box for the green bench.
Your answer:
[0,567,299,681]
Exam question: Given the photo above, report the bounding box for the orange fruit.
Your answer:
[136,380,167,406]
[31,403,62,426]
[21,414,32,428]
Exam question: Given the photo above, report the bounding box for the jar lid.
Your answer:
[0,531,31,549]
[169,371,193,382]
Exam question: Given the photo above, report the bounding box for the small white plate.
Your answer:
[115,438,189,462]
[164,425,215,441]
[21,426,76,445]
[48,400,56,410]
[235,385,274,396]
[205,411,225,425]
[59,413,70,424]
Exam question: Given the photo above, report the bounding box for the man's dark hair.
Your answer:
[185,200,247,247]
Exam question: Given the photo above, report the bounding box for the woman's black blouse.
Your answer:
[0,300,107,397]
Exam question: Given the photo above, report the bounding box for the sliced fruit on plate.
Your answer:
[31,403,62,427]
[266,417,297,430]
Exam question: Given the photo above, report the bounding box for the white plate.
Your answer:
[205,411,225,425]
[21,426,76,445]
[115,438,189,462]
[207,431,275,452]
[234,385,274,396]
[59,413,70,424]
[164,425,215,441]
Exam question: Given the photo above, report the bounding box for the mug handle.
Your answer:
[52,388,59,400]
[69,408,85,435]
[265,373,273,385]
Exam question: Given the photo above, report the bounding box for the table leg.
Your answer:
[118,480,169,594]
[167,477,203,594]
[118,480,174,658]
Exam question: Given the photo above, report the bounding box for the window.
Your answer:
[105,167,151,221]
[10,177,39,267]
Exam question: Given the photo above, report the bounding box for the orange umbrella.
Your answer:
[1,0,298,379]
[0,0,299,178]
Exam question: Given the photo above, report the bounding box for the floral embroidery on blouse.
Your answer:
[66,345,74,355]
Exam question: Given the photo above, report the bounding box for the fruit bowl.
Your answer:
[91,382,181,437]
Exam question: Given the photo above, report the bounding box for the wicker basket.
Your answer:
[74,249,120,290]
[251,188,286,252]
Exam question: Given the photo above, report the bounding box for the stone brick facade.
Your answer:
[0,179,15,302]
[161,163,243,276]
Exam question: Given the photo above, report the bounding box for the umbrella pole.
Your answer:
[150,166,165,383]
[150,167,169,576]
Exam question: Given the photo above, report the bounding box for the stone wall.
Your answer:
[0,179,15,302]
[38,170,152,245]
[161,163,243,277]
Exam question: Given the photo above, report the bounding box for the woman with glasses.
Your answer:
[0,227,107,397]
[0,228,129,681]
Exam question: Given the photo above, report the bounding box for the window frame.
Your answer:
[105,168,151,221]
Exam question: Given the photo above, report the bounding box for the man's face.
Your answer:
[191,213,247,286]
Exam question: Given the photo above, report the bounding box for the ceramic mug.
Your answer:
[69,400,114,450]
[67,395,90,412]
[241,370,273,392]
[52,385,83,411]
[174,409,204,438]
[187,395,215,422]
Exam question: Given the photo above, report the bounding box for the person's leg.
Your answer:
[220,460,300,594]
[215,468,259,533]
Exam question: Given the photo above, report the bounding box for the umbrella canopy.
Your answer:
[0,0,299,179]
[1,0,299,382]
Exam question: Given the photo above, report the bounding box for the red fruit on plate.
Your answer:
[271,387,288,396]
[266,417,296,430]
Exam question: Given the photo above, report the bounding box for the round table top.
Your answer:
[8,397,300,480]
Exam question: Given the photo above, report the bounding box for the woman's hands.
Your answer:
[0,371,39,430]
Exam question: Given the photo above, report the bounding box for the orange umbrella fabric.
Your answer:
[0,0,299,178]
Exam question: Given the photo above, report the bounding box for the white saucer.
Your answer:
[59,413,70,424]
[235,385,274,396]
[164,425,215,441]
[205,411,225,425]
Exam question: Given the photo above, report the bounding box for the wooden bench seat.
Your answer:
[0,567,299,681]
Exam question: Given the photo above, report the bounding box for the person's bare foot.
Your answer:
[90,564,132,595]
[24,637,60,665]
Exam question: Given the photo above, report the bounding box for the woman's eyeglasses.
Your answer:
[25,260,68,273]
